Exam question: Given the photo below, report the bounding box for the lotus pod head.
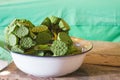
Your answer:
[50,40,68,56]
[57,32,73,46]
[13,26,29,38]
[20,37,35,49]
[36,31,52,44]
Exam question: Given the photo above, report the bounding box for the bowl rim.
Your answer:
[11,46,93,58]
[6,37,93,58]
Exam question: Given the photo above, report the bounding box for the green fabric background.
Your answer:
[0,0,120,43]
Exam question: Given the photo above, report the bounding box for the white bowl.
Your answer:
[10,37,93,77]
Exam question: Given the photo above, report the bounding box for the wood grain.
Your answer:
[84,41,120,66]
[0,63,120,80]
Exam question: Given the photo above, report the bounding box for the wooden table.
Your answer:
[0,41,120,80]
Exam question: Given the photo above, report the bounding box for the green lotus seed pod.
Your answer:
[20,37,35,49]
[16,19,35,29]
[4,27,9,43]
[29,31,37,39]
[59,19,70,31]
[8,19,34,30]
[41,17,52,28]
[50,40,68,56]
[4,21,19,43]
[8,19,20,27]
[34,44,50,50]
[24,48,37,55]
[36,31,52,44]
[37,51,44,56]
[49,16,61,25]
[4,26,9,35]
[67,45,79,55]
[31,25,48,33]
[11,45,24,53]
[4,19,18,38]
[51,25,61,34]
[57,32,73,46]
[8,24,18,34]
[8,33,18,46]
[13,26,29,38]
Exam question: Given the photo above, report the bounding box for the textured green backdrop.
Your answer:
[0,0,120,43]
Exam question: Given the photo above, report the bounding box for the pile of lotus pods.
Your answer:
[4,16,81,56]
